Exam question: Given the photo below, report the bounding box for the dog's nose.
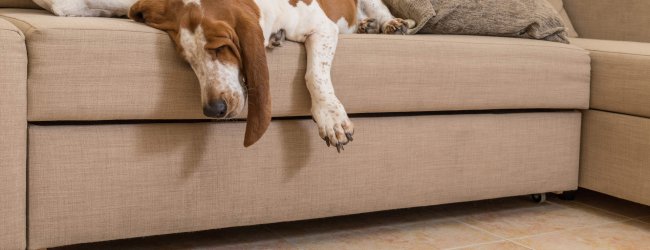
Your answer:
[203,99,228,118]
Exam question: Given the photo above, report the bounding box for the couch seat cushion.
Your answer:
[571,38,650,118]
[1,9,590,122]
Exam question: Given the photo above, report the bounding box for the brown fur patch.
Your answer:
[316,0,357,27]
[288,0,313,6]
[289,0,357,27]
[129,0,272,147]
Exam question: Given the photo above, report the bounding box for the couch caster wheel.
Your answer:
[559,190,576,200]
[531,193,546,203]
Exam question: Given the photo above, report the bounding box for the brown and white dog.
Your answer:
[34,0,413,152]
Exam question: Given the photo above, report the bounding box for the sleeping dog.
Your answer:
[33,0,413,152]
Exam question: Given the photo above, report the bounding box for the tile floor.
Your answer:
[57,189,650,250]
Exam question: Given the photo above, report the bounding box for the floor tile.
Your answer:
[269,209,499,250]
[53,194,650,249]
[568,189,650,218]
[514,220,650,250]
[422,196,544,219]
[460,199,626,238]
[276,219,499,250]
[391,220,502,249]
[56,226,295,250]
[282,225,440,250]
[451,241,530,250]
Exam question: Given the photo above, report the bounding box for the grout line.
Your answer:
[506,239,535,250]
[454,218,509,240]
[443,240,511,250]
[508,218,637,242]
[546,199,637,221]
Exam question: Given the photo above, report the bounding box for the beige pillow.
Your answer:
[0,0,41,9]
[546,0,579,37]
[384,0,570,43]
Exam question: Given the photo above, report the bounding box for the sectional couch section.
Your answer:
[0,18,27,250]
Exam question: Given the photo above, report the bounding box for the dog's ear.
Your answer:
[235,17,271,147]
[128,1,148,23]
[129,0,180,32]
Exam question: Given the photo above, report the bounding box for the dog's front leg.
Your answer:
[34,0,137,17]
[304,23,355,153]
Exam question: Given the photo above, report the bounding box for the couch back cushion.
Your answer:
[0,0,41,9]
[564,0,650,43]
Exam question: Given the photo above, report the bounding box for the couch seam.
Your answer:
[0,15,590,52]
[339,36,588,52]
[0,27,22,37]
[21,27,166,35]
[589,109,650,121]
[1,15,165,35]
[0,15,36,36]
[584,49,650,58]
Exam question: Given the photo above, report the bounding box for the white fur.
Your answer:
[34,0,137,17]
[179,27,245,118]
[182,0,200,6]
[39,0,407,149]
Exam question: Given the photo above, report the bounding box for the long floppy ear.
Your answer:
[128,0,176,31]
[128,1,147,23]
[236,18,271,147]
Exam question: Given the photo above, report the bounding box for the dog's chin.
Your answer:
[223,104,245,119]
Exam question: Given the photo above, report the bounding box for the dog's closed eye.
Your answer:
[207,46,226,60]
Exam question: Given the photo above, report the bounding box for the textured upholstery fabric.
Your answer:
[0,0,578,37]
[0,9,591,121]
[571,38,650,118]
[546,0,578,37]
[564,0,650,43]
[0,0,40,9]
[383,0,572,43]
[418,0,570,43]
[28,112,581,248]
[581,110,650,206]
[0,18,27,250]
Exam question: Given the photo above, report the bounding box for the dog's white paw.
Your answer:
[381,18,414,35]
[357,18,380,34]
[34,0,112,17]
[312,100,355,153]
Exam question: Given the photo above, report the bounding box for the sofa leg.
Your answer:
[531,193,546,203]
[558,190,577,200]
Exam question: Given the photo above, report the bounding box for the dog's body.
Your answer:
[34,0,411,151]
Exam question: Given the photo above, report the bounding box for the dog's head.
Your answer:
[129,0,271,147]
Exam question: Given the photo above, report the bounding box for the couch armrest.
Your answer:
[0,18,27,250]
[564,0,650,43]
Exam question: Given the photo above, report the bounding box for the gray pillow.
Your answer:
[383,0,570,43]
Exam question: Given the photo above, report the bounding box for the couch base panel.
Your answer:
[580,110,650,206]
[28,112,581,248]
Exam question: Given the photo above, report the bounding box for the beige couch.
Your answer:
[0,18,27,250]
[1,0,644,249]
[564,0,650,206]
